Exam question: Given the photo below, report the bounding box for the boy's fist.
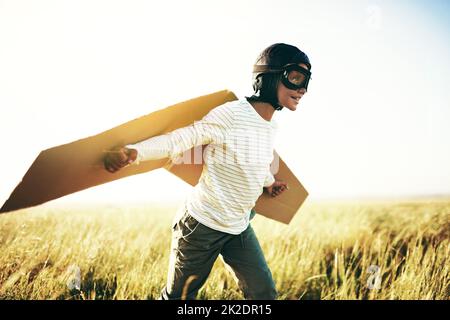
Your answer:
[104,147,137,173]
[265,180,289,197]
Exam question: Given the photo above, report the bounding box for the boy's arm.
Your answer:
[127,103,234,163]
[104,104,234,173]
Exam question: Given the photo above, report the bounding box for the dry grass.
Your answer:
[0,199,448,300]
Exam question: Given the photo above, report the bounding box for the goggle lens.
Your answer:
[287,70,307,86]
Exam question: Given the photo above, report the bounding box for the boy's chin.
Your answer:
[285,104,298,111]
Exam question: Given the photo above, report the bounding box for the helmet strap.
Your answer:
[272,103,283,111]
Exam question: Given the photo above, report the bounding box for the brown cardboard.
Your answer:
[0,90,308,223]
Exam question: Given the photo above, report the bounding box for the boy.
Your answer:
[104,43,312,299]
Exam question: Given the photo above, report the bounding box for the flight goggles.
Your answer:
[253,63,311,91]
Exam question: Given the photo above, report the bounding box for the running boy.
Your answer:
[104,43,312,300]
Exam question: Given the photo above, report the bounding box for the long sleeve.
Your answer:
[126,103,235,164]
[263,170,275,188]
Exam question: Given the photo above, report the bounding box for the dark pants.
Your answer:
[160,210,277,300]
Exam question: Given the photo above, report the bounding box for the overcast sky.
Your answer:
[1,0,449,206]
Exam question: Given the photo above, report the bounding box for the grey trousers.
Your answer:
[160,210,277,300]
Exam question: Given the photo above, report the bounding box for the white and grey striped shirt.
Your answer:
[127,98,277,234]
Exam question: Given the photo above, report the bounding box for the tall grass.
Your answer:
[0,200,448,299]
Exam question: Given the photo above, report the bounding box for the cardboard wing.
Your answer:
[0,90,308,224]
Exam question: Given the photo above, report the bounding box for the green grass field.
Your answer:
[0,199,448,300]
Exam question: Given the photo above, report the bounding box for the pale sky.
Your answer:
[0,0,449,206]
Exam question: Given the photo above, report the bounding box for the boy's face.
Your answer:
[277,63,309,111]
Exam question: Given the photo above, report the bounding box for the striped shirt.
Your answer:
[126,98,277,234]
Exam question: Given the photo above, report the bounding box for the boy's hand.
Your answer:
[104,147,138,173]
[265,180,289,197]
